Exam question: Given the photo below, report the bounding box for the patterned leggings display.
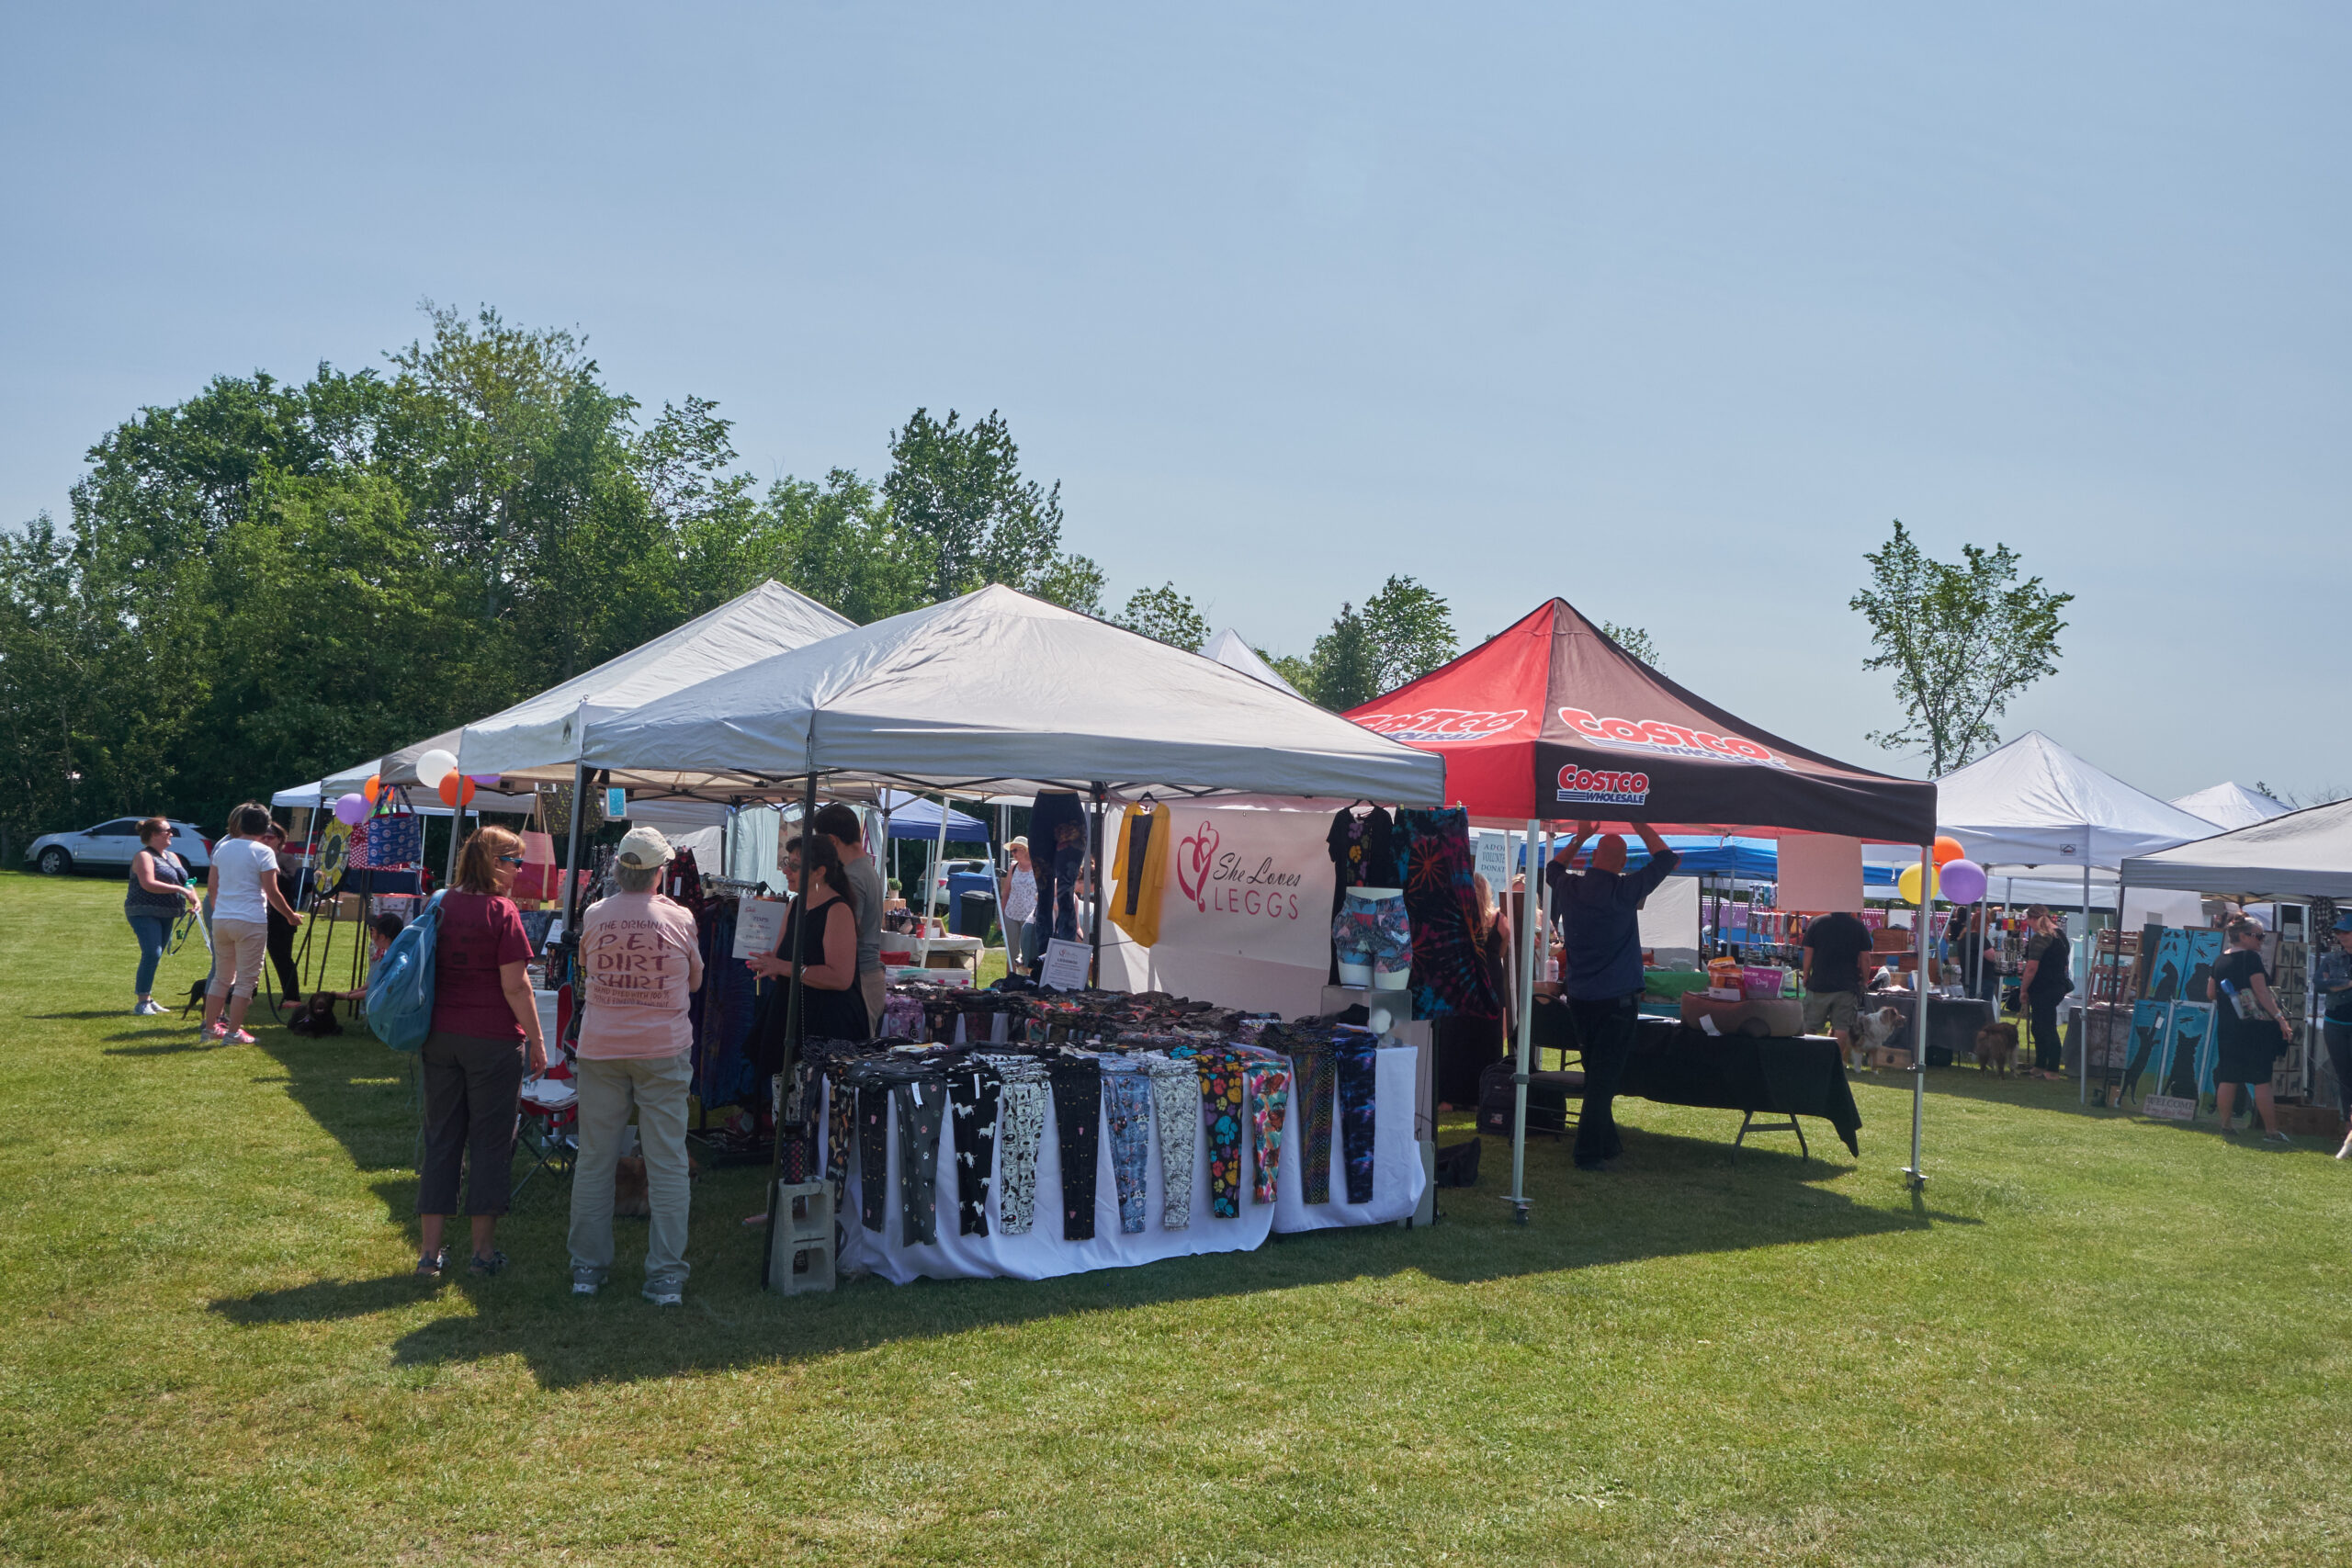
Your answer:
[856,1084,892,1232]
[1194,1051,1249,1219]
[990,1063,1050,1235]
[1046,1055,1102,1241]
[891,1080,944,1246]
[1289,1046,1336,1203]
[1244,1062,1291,1204]
[825,1065,855,1209]
[1101,1066,1153,1235]
[946,1064,1002,1237]
[1144,1055,1197,1228]
[1338,1043,1379,1205]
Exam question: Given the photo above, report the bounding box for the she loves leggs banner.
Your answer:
[1113,807,1335,966]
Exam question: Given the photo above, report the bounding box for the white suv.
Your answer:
[25,818,214,880]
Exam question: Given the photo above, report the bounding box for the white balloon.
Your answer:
[414,748,458,789]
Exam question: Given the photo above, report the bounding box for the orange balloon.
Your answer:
[363,774,383,804]
[437,773,477,808]
[1932,835,1966,867]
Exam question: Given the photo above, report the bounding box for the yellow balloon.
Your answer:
[1897,862,1939,905]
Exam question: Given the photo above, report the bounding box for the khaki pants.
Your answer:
[861,967,887,1037]
[568,1052,693,1287]
[208,918,268,998]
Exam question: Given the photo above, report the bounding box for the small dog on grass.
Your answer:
[1974,1021,2019,1077]
[1844,1005,1905,1070]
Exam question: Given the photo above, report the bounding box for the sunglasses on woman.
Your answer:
[496,854,525,867]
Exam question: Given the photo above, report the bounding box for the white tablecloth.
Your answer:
[831,1044,1424,1283]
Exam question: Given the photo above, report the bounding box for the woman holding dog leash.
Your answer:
[125,817,201,1015]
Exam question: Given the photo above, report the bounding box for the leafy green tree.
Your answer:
[1361,575,1457,693]
[1114,582,1209,651]
[758,470,932,625]
[1303,604,1379,711]
[1851,520,2072,775]
[1600,621,1660,667]
[881,408,1102,612]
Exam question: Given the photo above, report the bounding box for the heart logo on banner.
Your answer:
[1176,818,1219,909]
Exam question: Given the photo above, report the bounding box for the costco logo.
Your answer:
[1556,708,1788,769]
[1355,706,1528,744]
[1556,766,1651,807]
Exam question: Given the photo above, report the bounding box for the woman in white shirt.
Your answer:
[1000,836,1038,976]
[200,803,304,1043]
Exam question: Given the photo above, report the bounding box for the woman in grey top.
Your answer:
[125,817,201,1015]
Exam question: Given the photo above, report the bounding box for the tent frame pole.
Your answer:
[1509,818,1540,1224]
[1905,841,1929,1191]
[560,762,588,942]
[1087,784,1108,987]
[2079,836,2094,1105]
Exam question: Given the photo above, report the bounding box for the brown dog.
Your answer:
[1975,1021,2018,1077]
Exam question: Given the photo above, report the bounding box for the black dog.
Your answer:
[286,995,344,1037]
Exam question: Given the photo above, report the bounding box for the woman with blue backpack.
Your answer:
[413,825,547,1280]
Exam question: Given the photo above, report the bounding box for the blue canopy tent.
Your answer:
[880,794,990,843]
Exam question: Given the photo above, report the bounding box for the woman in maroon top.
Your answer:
[416,825,548,1279]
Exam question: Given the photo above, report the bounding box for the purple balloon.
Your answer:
[1939,858,1987,906]
[333,792,368,826]
[468,774,500,787]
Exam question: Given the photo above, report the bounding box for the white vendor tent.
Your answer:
[2170,781,2290,833]
[1201,628,1303,698]
[577,583,1448,804]
[272,772,538,818]
[1931,731,2220,872]
[322,581,854,793]
[2120,798,2352,901]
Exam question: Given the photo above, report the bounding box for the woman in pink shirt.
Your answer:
[568,827,704,1305]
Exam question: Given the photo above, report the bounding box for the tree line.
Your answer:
[0,304,1480,851]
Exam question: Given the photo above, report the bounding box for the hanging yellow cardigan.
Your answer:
[1108,803,1172,948]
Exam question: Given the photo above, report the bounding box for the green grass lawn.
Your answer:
[4,869,2348,1565]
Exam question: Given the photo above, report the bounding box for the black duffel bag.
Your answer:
[1477,1058,1573,1136]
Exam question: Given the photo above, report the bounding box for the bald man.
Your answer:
[1545,820,1679,1171]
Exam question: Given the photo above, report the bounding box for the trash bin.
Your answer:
[956,888,999,939]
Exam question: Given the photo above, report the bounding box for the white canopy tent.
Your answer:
[577,584,1447,805]
[2120,798,2352,902]
[1200,628,1303,698]
[2170,782,2290,833]
[322,581,854,795]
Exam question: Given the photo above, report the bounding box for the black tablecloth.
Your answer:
[1621,1019,1862,1154]
[1529,1002,1864,1154]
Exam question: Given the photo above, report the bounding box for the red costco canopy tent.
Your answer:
[1347,598,1937,844]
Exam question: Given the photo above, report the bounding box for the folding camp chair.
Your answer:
[512,1048,580,1199]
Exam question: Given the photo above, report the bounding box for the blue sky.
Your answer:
[4,4,2346,800]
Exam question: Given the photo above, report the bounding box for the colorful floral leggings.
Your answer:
[1193,1051,1249,1219]
[1244,1062,1291,1204]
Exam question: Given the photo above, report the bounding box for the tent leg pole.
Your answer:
[1509,818,1539,1224]
[1905,842,1929,1192]
[2079,856,2093,1105]
[560,763,587,945]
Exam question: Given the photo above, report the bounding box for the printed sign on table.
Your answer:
[1039,937,1092,991]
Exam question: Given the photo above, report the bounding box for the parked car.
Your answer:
[25,818,213,880]
[929,857,994,905]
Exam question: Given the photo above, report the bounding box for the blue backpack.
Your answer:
[366,891,445,1053]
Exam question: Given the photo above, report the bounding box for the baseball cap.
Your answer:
[2334,911,2352,933]
[616,826,675,869]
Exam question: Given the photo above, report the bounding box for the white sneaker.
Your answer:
[133,999,165,1016]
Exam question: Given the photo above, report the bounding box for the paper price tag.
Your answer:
[1039,938,1091,992]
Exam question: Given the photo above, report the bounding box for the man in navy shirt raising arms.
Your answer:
[1546,820,1679,1171]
